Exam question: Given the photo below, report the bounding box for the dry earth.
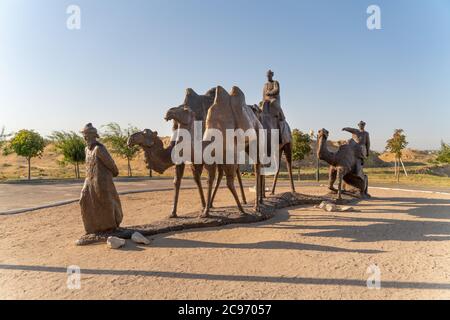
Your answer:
[0,143,172,180]
[0,186,449,299]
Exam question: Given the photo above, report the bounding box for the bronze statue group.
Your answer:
[78,70,371,238]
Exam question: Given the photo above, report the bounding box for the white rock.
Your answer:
[107,236,126,249]
[325,203,337,212]
[131,232,150,245]
[319,201,330,209]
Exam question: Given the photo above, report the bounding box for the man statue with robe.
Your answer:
[79,123,123,234]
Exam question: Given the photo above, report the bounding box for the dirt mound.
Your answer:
[379,149,435,164]
[0,142,170,180]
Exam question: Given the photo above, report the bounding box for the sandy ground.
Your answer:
[0,185,450,300]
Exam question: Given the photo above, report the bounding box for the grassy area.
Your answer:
[0,144,160,181]
[1,145,449,189]
[269,166,450,189]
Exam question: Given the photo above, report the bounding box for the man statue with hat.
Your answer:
[79,123,123,234]
[262,69,285,121]
[342,121,371,180]
[262,69,292,146]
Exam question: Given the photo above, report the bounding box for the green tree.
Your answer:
[50,131,86,178]
[436,141,450,164]
[9,129,45,180]
[101,123,140,177]
[385,129,408,182]
[291,129,312,180]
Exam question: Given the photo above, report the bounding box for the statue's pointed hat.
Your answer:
[80,123,99,137]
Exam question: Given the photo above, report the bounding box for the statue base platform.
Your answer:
[76,192,357,246]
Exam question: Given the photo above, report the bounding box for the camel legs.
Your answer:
[270,144,296,195]
[235,167,247,205]
[210,165,224,208]
[260,175,266,199]
[337,168,345,200]
[202,164,217,218]
[224,165,245,214]
[254,163,261,212]
[211,166,247,207]
[270,151,282,195]
[284,143,296,193]
[171,163,185,218]
[191,164,206,209]
[328,167,338,193]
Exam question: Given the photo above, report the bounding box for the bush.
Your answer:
[50,131,86,178]
[9,130,45,180]
[101,123,140,177]
[292,129,312,180]
[436,142,450,164]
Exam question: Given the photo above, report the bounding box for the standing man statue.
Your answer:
[342,121,371,179]
[79,123,123,234]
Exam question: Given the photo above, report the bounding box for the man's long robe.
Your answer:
[79,142,123,234]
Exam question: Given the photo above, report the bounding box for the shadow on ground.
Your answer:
[0,264,449,290]
[261,196,450,243]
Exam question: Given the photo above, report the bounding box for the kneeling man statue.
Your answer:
[79,123,123,234]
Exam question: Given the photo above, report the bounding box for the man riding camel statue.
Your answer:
[261,69,291,148]
[262,69,284,119]
[342,121,371,180]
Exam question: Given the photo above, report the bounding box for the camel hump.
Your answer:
[230,86,246,109]
[230,86,247,114]
[185,88,198,97]
[204,87,216,99]
[143,128,157,136]
[230,86,244,98]
[214,86,230,105]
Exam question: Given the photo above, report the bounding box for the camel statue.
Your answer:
[316,129,369,200]
[127,127,205,218]
[169,88,247,207]
[202,86,264,217]
[128,88,246,218]
[166,104,247,206]
[169,88,247,206]
[258,101,295,196]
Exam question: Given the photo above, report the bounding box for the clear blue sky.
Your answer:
[1,0,449,151]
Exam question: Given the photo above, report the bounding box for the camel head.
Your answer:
[317,128,329,140]
[127,129,159,149]
[164,105,195,127]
